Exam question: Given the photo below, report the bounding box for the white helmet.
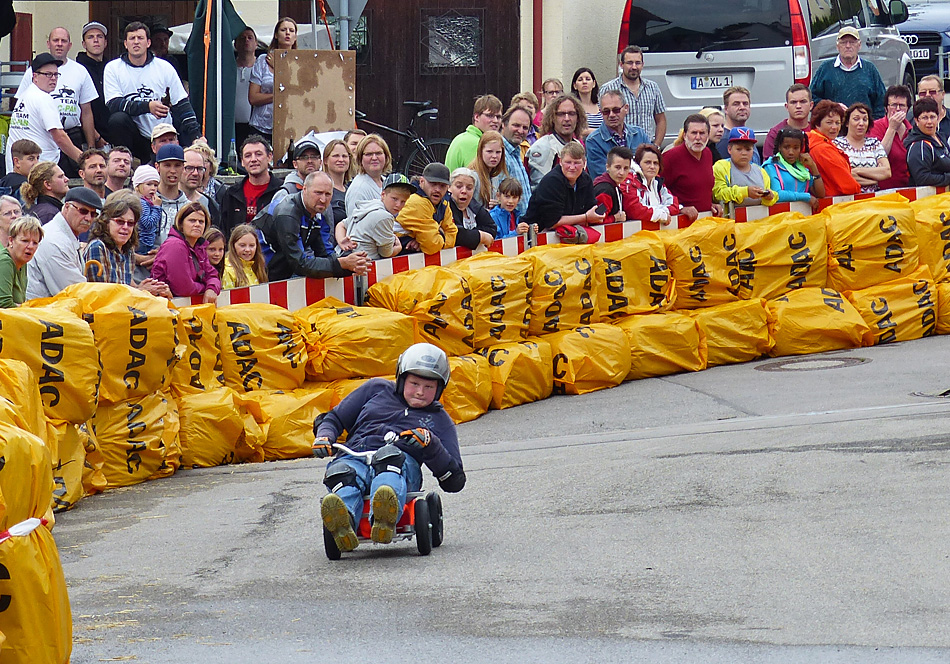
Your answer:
[395,343,451,399]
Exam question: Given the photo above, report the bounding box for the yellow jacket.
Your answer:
[712,159,778,207]
[395,193,457,254]
[222,257,262,290]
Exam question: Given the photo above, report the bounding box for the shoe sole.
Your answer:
[322,494,358,552]
[371,486,399,544]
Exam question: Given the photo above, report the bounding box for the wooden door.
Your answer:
[279,0,521,163]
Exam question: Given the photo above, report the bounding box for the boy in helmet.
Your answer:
[312,342,466,552]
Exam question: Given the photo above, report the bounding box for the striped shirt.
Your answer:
[83,239,134,286]
[503,137,532,216]
[833,136,887,193]
[600,76,666,140]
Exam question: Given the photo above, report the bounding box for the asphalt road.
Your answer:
[57,336,950,663]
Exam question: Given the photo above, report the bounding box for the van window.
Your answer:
[625,0,792,53]
[837,0,869,26]
[808,0,841,37]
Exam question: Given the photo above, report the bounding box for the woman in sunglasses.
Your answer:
[83,190,171,297]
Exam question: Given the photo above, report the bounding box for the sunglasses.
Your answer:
[110,218,136,227]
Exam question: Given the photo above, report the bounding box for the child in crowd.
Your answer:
[490,177,532,239]
[345,172,415,259]
[222,224,268,289]
[203,227,226,280]
[592,146,633,225]
[713,127,778,209]
[762,126,826,212]
[0,139,41,202]
[132,164,162,280]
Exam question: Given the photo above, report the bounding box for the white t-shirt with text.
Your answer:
[103,56,187,139]
[6,85,63,172]
[15,58,98,131]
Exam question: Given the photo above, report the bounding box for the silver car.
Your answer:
[618,0,915,142]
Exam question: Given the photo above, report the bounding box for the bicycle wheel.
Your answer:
[401,138,452,179]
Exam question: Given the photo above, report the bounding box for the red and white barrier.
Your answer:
[173,185,949,310]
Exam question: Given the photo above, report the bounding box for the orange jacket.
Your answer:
[808,130,861,197]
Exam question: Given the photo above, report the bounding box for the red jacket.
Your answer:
[592,172,679,230]
[807,130,861,197]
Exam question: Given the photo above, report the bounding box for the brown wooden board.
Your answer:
[272,49,356,164]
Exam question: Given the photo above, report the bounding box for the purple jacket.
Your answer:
[151,227,222,297]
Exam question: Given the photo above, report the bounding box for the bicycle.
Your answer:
[356,100,451,179]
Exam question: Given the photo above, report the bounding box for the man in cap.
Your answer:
[155,143,190,245]
[6,53,83,175]
[344,172,415,259]
[26,187,103,299]
[149,122,179,164]
[810,26,887,118]
[76,21,112,146]
[14,27,100,174]
[149,24,187,81]
[104,21,201,163]
[395,162,458,254]
[275,137,323,203]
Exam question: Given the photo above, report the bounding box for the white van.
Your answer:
[617,0,915,142]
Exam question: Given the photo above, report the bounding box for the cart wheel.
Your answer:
[413,498,432,556]
[323,526,341,561]
[426,492,443,548]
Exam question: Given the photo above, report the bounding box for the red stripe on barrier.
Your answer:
[391,255,410,274]
[270,281,288,309]
[603,223,624,242]
[424,252,442,266]
[305,278,325,304]
[342,276,355,303]
[228,286,250,304]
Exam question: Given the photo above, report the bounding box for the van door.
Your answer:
[619,0,793,142]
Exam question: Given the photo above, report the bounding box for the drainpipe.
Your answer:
[533,0,543,95]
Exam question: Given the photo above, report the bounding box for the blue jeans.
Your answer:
[327,454,422,523]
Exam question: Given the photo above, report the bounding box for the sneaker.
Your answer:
[322,493,358,552]
[370,485,399,544]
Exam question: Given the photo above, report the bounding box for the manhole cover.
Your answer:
[754,357,869,372]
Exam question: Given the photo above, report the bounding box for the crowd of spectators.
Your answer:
[2,21,949,308]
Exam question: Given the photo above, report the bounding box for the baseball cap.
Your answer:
[31,53,63,70]
[132,164,160,187]
[837,26,860,40]
[728,127,757,143]
[82,21,108,38]
[65,187,104,211]
[152,25,174,37]
[382,172,415,194]
[421,162,451,185]
[151,123,178,141]
[293,138,322,160]
[156,144,185,163]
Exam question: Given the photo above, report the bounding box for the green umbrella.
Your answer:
[185,0,246,162]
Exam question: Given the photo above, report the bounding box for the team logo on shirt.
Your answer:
[50,85,79,120]
[121,84,157,104]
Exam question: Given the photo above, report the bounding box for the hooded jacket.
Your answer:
[904,126,950,187]
[395,187,458,254]
[316,377,464,491]
[151,226,222,297]
[345,197,399,260]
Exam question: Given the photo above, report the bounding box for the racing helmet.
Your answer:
[395,343,451,399]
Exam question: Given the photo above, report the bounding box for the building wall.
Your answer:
[13,1,89,56]
[519,0,625,96]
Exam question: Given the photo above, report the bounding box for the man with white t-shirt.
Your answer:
[6,54,82,174]
[14,28,98,175]
[104,21,201,164]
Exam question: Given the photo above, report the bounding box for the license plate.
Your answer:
[691,75,734,89]
[911,48,931,60]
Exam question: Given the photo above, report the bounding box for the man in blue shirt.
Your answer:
[500,105,533,216]
[585,90,651,178]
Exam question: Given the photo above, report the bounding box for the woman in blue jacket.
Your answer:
[762,127,825,212]
[312,343,466,553]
